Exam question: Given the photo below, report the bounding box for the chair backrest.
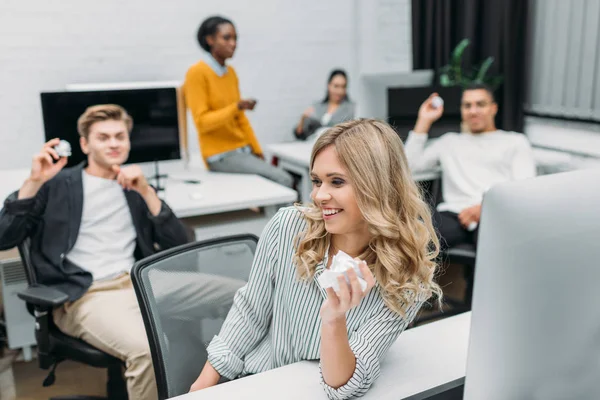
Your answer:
[131,234,258,399]
[17,237,37,285]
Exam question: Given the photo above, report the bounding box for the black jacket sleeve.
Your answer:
[0,187,49,250]
[147,200,190,250]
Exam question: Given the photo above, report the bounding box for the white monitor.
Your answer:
[464,169,600,400]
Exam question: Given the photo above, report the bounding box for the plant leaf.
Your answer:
[476,57,495,81]
[451,39,470,64]
[440,74,452,87]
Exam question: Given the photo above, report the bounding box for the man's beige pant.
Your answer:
[53,274,157,400]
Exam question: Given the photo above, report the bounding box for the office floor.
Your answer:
[0,264,467,399]
[10,356,106,399]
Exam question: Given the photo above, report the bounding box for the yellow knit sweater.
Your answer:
[184,61,263,161]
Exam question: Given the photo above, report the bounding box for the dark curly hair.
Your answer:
[196,16,234,52]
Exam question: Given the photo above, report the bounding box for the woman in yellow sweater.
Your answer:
[184,16,294,188]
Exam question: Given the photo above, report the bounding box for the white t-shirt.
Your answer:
[404,130,537,213]
[66,171,137,281]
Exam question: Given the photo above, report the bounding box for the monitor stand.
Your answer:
[150,160,167,192]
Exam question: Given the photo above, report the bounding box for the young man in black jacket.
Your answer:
[0,104,191,399]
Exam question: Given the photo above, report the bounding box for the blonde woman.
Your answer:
[190,119,441,399]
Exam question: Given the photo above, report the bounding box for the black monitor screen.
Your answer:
[387,86,463,141]
[41,88,181,167]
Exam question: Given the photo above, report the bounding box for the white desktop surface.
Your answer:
[171,312,471,400]
[268,141,314,166]
[164,171,297,218]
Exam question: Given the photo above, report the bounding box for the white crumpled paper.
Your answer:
[317,250,367,294]
[54,140,72,157]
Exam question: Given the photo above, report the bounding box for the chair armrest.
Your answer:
[17,285,69,308]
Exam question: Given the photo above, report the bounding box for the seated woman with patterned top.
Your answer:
[189,119,442,399]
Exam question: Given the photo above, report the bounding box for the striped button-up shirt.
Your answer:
[207,207,423,399]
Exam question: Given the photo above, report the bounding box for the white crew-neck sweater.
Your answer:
[404,130,537,214]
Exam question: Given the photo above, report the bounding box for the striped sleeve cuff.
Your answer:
[206,335,245,380]
[318,335,380,400]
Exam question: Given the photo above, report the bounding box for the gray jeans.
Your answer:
[208,152,295,188]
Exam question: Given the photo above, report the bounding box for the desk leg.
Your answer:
[278,160,312,204]
[301,169,312,204]
[21,346,32,362]
[264,205,278,219]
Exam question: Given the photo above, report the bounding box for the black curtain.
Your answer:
[411,0,530,132]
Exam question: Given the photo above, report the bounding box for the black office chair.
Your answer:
[131,234,258,400]
[415,243,477,325]
[444,243,476,309]
[414,178,478,324]
[16,238,127,400]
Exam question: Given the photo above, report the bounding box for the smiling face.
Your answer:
[310,145,368,236]
[461,88,498,133]
[80,119,130,169]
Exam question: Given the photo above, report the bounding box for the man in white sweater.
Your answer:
[404,83,536,249]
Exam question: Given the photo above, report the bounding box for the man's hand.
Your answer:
[19,138,68,199]
[112,165,163,216]
[30,138,68,184]
[413,93,445,134]
[458,204,482,229]
[112,165,150,195]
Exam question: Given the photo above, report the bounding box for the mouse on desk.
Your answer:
[189,192,204,200]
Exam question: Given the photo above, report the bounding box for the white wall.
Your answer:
[524,0,600,170]
[0,0,357,169]
[355,0,413,118]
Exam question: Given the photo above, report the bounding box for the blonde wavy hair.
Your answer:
[294,119,442,315]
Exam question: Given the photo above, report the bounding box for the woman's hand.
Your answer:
[238,98,257,111]
[320,261,376,324]
[189,362,221,392]
[302,106,315,118]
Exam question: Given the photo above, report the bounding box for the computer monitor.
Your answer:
[387,86,463,141]
[464,169,600,400]
[40,88,182,168]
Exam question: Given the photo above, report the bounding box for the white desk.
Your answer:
[171,312,471,400]
[164,170,297,240]
[267,142,442,203]
[165,170,296,217]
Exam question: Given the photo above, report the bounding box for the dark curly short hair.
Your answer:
[196,16,234,52]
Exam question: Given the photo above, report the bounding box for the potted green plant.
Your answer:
[436,39,503,132]
[438,38,503,89]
